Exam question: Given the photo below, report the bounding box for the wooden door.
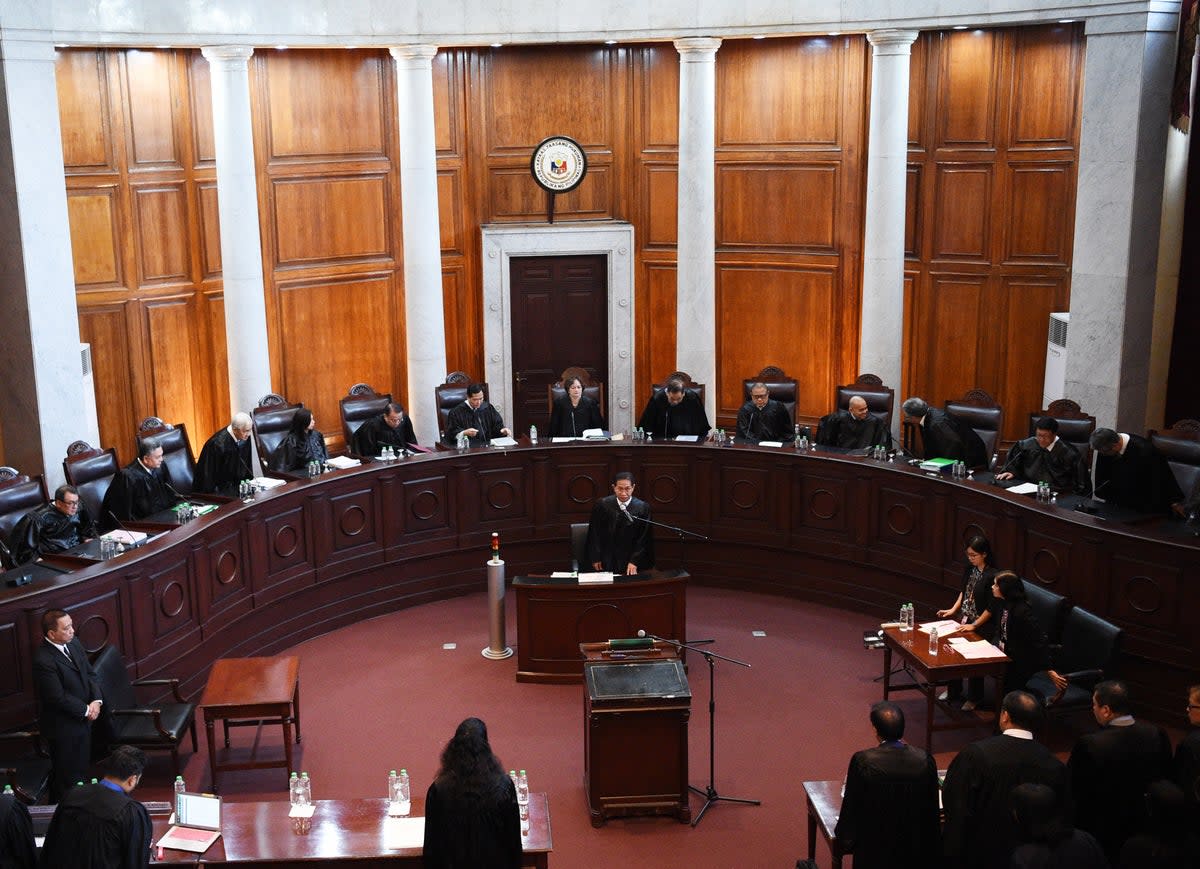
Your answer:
[509,255,608,434]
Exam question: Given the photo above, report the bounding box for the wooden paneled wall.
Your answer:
[56,25,1082,460]
[904,25,1083,442]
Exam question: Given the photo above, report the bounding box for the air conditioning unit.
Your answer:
[80,343,101,447]
[1042,312,1069,408]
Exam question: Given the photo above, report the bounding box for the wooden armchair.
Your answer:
[742,366,798,421]
[251,394,305,474]
[835,373,895,431]
[944,388,1004,465]
[547,367,606,417]
[1149,419,1200,508]
[434,372,487,444]
[62,441,120,528]
[0,474,48,568]
[0,729,51,804]
[1027,399,1096,453]
[650,370,706,407]
[137,421,198,495]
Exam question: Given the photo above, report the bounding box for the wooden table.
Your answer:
[199,656,301,792]
[880,626,1009,750]
[151,794,553,867]
[803,780,847,869]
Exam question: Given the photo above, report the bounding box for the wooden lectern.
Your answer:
[581,641,691,826]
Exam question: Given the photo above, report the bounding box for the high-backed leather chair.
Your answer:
[835,373,895,431]
[340,383,393,448]
[251,394,304,472]
[0,730,51,804]
[944,388,1004,465]
[0,473,48,568]
[1026,605,1122,725]
[547,366,606,418]
[62,441,121,525]
[1149,419,1200,507]
[1027,399,1096,453]
[1023,581,1070,647]
[650,370,706,408]
[136,420,198,495]
[742,365,797,422]
[434,372,487,440]
[569,522,589,572]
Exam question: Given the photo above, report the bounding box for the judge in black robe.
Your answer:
[1091,429,1183,515]
[8,486,98,565]
[834,701,940,869]
[422,718,521,869]
[38,746,152,869]
[998,419,1089,494]
[735,384,792,443]
[637,381,710,439]
[1177,685,1200,824]
[444,385,509,447]
[816,397,891,450]
[193,413,253,495]
[272,409,328,472]
[351,403,420,456]
[0,791,36,869]
[902,397,988,467]
[548,377,605,437]
[585,473,654,575]
[101,439,177,523]
[1068,679,1174,859]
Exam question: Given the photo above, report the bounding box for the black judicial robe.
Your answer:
[1094,434,1183,514]
[919,408,988,468]
[1177,727,1200,823]
[548,394,605,438]
[421,777,522,869]
[101,460,177,523]
[816,409,892,450]
[637,390,710,438]
[272,430,328,473]
[351,413,419,456]
[585,495,654,573]
[8,502,98,565]
[1002,436,1089,494]
[445,401,507,447]
[0,792,36,869]
[38,782,152,869]
[194,427,252,495]
[735,399,793,443]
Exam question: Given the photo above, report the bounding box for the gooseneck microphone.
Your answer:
[107,511,144,547]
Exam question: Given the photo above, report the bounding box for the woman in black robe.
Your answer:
[991,571,1050,695]
[272,409,328,472]
[422,717,521,869]
[936,534,998,708]
[548,376,605,438]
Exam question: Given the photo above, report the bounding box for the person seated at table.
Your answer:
[422,717,521,869]
[445,384,510,447]
[0,782,36,869]
[834,701,941,869]
[816,395,891,450]
[735,382,792,444]
[1009,782,1108,869]
[991,572,1055,696]
[1090,428,1184,516]
[7,484,98,565]
[194,412,254,495]
[548,375,605,438]
[901,396,988,467]
[101,438,178,522]
[637,378,710,439]
[585,472,654,576]
[351,402,420,457]
[272,409,328,473]
[39,745,153,869]
[935,534,998,710]
[996,416,1089,494]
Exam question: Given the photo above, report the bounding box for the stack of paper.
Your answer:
[578,571,614,584]
[325,456,361,469]
[946,637,1006,659]
[917,619,961,636]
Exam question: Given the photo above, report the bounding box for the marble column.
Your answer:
[390,44,448,446]
[0,38,90,489]
[674,37,721,423]
[1064,12,1177,431]
[201,46,272,417]
[859,29,918,435]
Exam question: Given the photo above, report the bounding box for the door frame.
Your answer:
[481,222,636,435]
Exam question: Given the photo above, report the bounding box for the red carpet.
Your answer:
[135,586,1098,868]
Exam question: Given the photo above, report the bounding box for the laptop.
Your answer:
[157,791,223,853]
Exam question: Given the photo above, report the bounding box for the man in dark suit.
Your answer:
[32,608,104,801]
[942,690,1068,868]
[834,701,940,868]
[585,472,654,575]
[1176,683,1200,824]
[901,396,988,467]
[1068,679,1173,859]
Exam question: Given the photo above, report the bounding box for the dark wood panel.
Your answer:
[124,49,180,167]
[57,49,115,171]
[935,30,998,148]
[77,304,138,459]
[641,45,679,149]
[144,295,205,435]
[272,176,392,266]
[909,273,985,406]
[1008,24,1082,149]
[68,189,123,287]
[932,165,992,260]
[487,164,612,222]
[436,169,463,254]
[485,46,610,152]
[717,165,837,249]
[197,183,222,278]
[188,51,216,164]
[1000,277,1068,441]
[644,165,678,247]
[1004,164,1073,263]
[133,184,190,282]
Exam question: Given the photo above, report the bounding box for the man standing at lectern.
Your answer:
[586,472,654,575]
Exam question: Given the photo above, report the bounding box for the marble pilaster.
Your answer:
[391,44,448,446]
[674,37,721,424]
[201,45,273,417]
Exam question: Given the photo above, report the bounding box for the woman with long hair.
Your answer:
[272,408,328,472]
[422,717,521,869]
[991,571,1050,695]
[936,534,998,710]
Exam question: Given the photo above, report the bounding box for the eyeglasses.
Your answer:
[1188,703,1200,711]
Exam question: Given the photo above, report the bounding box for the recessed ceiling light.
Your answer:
[490,42,503,48]
[1058,19,1076,24]
[953,25,968,30]
[828,31,841,37]
[274,44,288,50]
[604,39,617,45]
[155,45,171,49]
[753,35,766,40]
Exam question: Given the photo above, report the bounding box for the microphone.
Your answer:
[1074,479,1110,514]
[163,480,187,504]
[107,511,143,548]
[618,501,634,524]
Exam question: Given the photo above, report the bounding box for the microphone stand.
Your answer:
[627,513,706,574]
[643,632,759,827]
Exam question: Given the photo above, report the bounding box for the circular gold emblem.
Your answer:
[531,136,587,193]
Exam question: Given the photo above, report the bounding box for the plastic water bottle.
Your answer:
[289,772,301,806]
[517,770,529,819]
[397,769,411,815]
[529,424,538,445]
[2,784,12,795]
[929,626,939,655]
[300,771,312,805]
[174,775,186,801]
[387,769,398,809]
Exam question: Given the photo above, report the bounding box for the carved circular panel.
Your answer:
[160,581,186,618]
[886,503,915,536]
[78,614,111,652]
[1124,574,1163,614]
[649,474,680,505]
[962,523,986,544]
[566,474,599,505]
[273,525,299,558]
[1031,549,1062,585]
[411,490,440,521]
[731,480,759,510]
[809,488,838,520]
[338,505,367,536]
[216,550,238,585]
[486,481,516,511]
